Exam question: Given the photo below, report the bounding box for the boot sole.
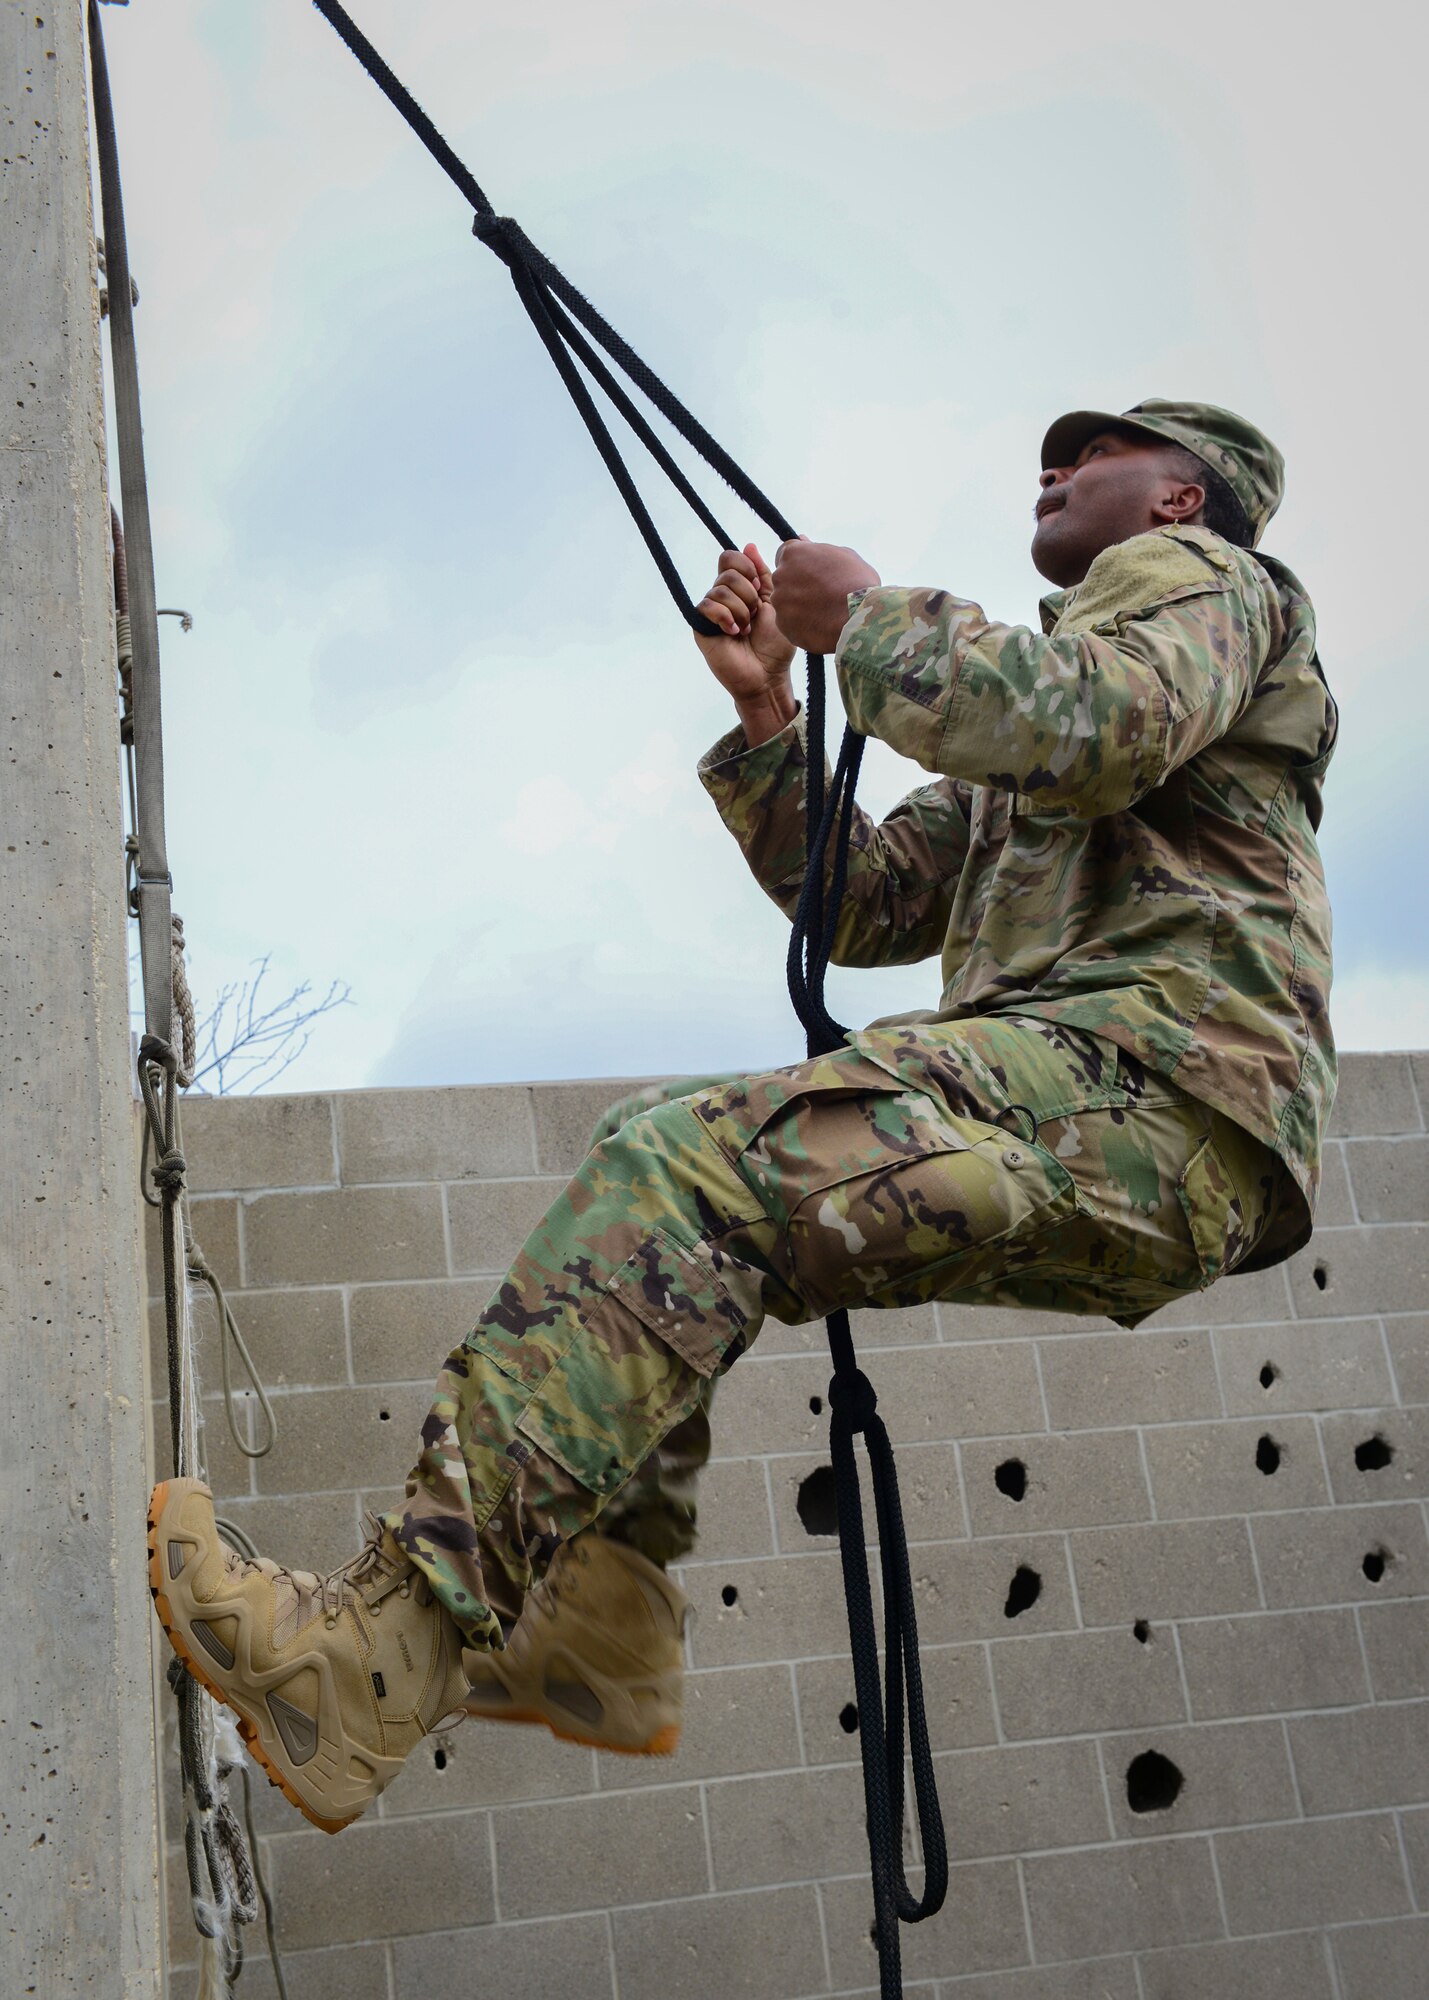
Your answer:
[464,1699,680,1758]
[147,1480,358,1836]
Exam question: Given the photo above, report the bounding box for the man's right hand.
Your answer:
[693,544,798,747]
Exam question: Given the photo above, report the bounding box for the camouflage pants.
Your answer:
[585,1077,733,1569]
[390,1015,1279,1650]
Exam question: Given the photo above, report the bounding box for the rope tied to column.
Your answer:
[88,8,287,1994]
[135,1033,260,1990]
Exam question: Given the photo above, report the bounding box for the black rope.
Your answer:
[789,715,949,1962]
[308,0,795,610]
[308,7,946,1989]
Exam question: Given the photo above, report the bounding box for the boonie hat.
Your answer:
[1039,398,1284,548]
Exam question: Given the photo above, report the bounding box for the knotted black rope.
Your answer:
[310,6,946,1987]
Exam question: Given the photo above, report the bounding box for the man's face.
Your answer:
[1031,428,1203,588]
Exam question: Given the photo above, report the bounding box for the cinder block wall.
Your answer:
[153,1052,1429,2000]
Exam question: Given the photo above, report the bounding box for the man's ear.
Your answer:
[1151,480,1206,527]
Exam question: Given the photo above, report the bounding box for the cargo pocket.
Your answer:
[693,1050,916,1179]
[787,1112,1095,1313]
[499,1230,746,1503]
[921,1123,1097,1292]
[1175,1134,1245,1289]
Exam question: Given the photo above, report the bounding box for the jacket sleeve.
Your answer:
[835,534,1279,821]
[698,710,971,968]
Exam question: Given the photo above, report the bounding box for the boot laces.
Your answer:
[222,1512,413,1635]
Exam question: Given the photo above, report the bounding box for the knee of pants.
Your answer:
[586,1072,744,1153]
[465,1218,747,1524]
[578,1100,772,1303]
[587,1091,749,1216]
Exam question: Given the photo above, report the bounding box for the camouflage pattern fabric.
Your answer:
[701,524,1336,1271]
[587,1079,736,1568]
[390,1016,1277,1649]
[597,1389,711,1569]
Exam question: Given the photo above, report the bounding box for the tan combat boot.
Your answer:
[462,1531,686,1756]
[149,1479,470,1832]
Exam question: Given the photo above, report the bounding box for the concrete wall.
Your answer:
[155,1052,1429,2000]
[3,3,163,1989]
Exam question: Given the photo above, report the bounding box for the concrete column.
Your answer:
[0,3,163,1993]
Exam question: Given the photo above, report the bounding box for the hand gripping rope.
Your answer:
[310,5,947,1987]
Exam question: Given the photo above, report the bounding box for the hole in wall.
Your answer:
[838,1702,859,1735]
[721,1584,739,1607]
[1126,1749,1183,1814]
[378,1408,391,1422]
[994,1458,1028,1503]
[809,1395,823,1416]
[1312,1263,1328,1291]
[796,1465,839,1538]
[1003,1566,1042,1619]
[1259,1363,1279,1390]
[1132,1619,1151,1644]
[1355,1434,1394,1472]
[1255,1434,1282,1475]
[433,1746,448,1772]
[1362,1547,1390,1584]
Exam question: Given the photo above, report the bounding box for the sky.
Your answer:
[97,0,1429,1093]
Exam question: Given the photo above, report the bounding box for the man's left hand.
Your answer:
[771,539,881,654]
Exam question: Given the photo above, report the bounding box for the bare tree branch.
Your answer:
[188,957,353,1096]
[129,947,353,1096]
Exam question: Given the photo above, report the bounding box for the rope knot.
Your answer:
[828,1367,879,1434]
[152,1147,188,1194]
[471,211,526,268]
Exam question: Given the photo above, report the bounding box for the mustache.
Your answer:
[1034,491,1068,524]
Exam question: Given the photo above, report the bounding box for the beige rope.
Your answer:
[184,1216,277,1461]
[171,914,197,1088]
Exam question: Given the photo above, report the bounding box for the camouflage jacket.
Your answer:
[699,524,1337,1270]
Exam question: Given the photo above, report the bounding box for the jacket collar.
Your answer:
[1038,588,1067,635]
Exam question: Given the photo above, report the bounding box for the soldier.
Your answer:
[150,399,1336,1832]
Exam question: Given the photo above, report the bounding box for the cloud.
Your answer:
[101,0,1429,1096]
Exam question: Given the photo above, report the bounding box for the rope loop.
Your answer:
[186,1235,279,1461]
[137,1036,179,1174]
[139,1029,179,1075]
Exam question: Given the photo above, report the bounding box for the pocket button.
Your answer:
[1005,1149,1025,1168]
